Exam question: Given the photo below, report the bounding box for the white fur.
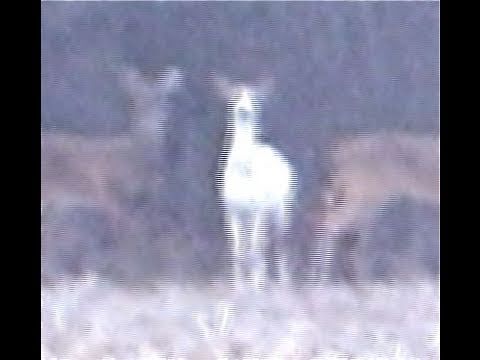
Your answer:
[219,82,296,290]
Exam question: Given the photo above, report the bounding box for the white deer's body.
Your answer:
[314,131,439,282]
[216,78,295,290]
[224,140,292,213]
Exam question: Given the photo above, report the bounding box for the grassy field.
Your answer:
[41,275,439,359]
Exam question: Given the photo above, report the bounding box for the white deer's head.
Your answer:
[231,87,260,144]
[213,74,274,145]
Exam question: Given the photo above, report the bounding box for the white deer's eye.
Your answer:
[237,108,253,124]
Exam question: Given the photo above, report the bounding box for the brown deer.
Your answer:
[41,66,183,280]
[311,131,439,283]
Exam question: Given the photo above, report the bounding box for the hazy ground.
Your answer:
[41,275,439,360]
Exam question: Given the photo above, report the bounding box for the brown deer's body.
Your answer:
[314,132,439,282]
[42,66,183,224]
[41,133,137,223]
[41,66,183,280]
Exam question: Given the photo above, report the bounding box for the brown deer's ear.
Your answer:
[119,65,183,98]
[121,66,142,86]
[118,65,150,98]
[320,185,345,210]
[157,66,183,93]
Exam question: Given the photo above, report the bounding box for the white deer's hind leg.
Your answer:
[251,209,267,290]
[275,204,290,287]
[227,212,245,290]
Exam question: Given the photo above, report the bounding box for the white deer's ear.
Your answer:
[211,73,236,100]
[255,76,275,98]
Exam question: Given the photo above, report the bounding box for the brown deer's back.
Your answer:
[329,132,439,204]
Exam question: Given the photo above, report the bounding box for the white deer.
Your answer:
[214,75,296,290]
[311,131,439,283]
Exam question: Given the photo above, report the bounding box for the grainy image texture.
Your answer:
[41,2,439,359]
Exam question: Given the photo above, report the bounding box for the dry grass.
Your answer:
[41,274,438,359]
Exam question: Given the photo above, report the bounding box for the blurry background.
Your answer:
[41,2,439,286]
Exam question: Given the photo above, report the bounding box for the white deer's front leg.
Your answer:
[251,209,267,290]
[227,212,245,289]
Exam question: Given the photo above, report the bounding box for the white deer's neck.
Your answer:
[228,87,262,154]
[231,122,258,153]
